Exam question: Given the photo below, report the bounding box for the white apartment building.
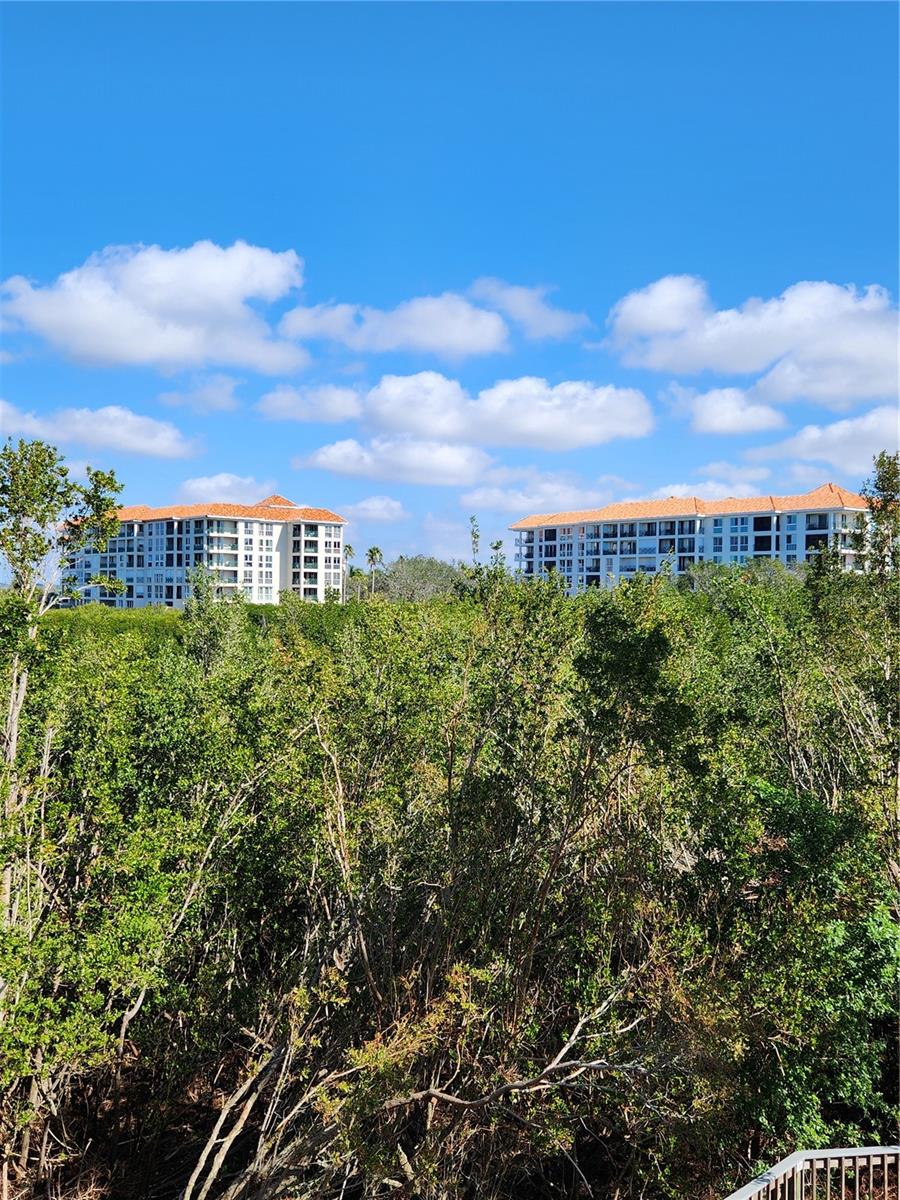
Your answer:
[510,483,867,593]
[66,494,346,608]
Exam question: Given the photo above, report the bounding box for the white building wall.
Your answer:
[513,505,864,595]
[67,513,344,609]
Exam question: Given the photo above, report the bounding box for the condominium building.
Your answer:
[65,494,346,608]
[510,483,867,593]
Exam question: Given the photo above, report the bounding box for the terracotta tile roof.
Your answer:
[508,483,866,530]
[256,493,298,507]
[117,496,346,524]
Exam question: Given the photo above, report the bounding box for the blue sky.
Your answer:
[2,1,897,561]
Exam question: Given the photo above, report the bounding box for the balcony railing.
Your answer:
[724,1146,899,1200]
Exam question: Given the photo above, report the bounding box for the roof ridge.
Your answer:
[508,481,867,529]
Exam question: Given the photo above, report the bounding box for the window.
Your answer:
[638,522,657,537]
[712,536,723,553]
[730,535,749,553]
[730,516,749,531]
[712,517,723,532]
[786,514,797,529]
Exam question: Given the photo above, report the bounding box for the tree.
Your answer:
[380,554,464,602]
[0,440,122,1191]
[343,543,354,602]
[1,439,122,921]
[366,545,383,597]
[0,438,122,612]
[2,456,897,1197]
[852,450,900,577]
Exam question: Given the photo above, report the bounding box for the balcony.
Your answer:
[724,1145,899,1200]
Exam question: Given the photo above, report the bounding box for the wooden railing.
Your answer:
[724,1146,900,1200]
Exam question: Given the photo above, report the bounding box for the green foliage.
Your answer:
[852,449,900,576]
[378,554,466,602]
[1,451,897,1200]
[0,437,122,608]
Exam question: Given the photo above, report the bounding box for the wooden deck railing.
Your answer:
[724,1146,900,1200]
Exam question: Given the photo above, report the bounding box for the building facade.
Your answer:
[510,483,867,593]
[66,494,346,608]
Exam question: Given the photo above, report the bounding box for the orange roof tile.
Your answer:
[117,496,346,524]
[508,483,866,530]
[256,493,297,507]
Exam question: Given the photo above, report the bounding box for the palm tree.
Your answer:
[366,546,383,597]
[342,544,354,602]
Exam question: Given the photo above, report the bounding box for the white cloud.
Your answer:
[607,275,898,406]
[640,461,772,502]
[177,472,278,505]
[695,461,771,487]
[160,373,242,413]
[422,513,474,562]
[280,293,508,358]
[365,371,653,449]
[256,383,362,422]
[647,480,761,500]
[301,435,492,486]
[785,461,831,488]
[0,398,196,458]
[2,240,307,373]
[610,275,710,342]
[461,468,618,514]
[748,405,898,475]
[343,495,410,523]
[666,382,786,434]
[468,278,589,340]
